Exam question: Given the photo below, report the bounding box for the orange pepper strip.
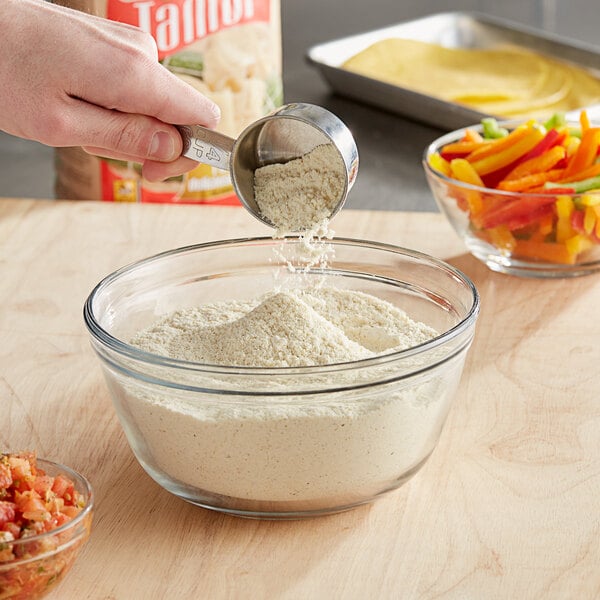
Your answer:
[470,129,545,176]
[466,125,531,162]
[440,140,492,155]
[557,162,600,183]
[497,168,565,192]
[580,109,590,135]
[562,127,600,178]
[502,145,566,182]
[463,128,484,143]
[512,239,576,264]
[565,233,594,257]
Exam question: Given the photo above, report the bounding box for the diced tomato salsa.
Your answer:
[0,452,90,600]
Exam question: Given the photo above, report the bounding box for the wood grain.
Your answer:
[1,199,599,600]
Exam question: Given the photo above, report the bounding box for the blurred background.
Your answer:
[1,0,596,210]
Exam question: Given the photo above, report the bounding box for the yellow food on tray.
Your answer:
[342,38,600,119]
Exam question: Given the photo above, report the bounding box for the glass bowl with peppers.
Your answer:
[0,452,93,599]
[423,112,600,277]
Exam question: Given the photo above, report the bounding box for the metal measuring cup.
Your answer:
[177,103,359,229]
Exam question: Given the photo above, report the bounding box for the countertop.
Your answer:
[1,199,599,599]
[3,0,600,209]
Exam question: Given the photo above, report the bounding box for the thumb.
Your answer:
[58,99,183,162]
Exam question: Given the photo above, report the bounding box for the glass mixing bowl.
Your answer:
[84,237,479,519]
[423,122,600,278]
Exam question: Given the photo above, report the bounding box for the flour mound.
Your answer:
[130,288,437,368]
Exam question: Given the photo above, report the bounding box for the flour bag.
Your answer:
[54,0,283,204]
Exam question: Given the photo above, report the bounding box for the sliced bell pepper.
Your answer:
[555,196,575,242]
[428,152,451,177]
[546,174,600,194]
[497,168,565,192]
[481,118,509,139]
[502,144,566,182]
[515,128,565,166]
[562,127,600,178]
[474,195,556,231]
[469,128,545,176]
[466,124,532,162]
[450,158,484,214]
[440,140,492,161]
[512,239,576,264]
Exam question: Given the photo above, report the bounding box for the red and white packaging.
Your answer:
[54,0,282,204]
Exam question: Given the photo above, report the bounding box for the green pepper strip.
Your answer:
[545,175,600,194]
[482,118,509,139]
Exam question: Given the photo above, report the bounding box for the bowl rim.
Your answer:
[83,236,480,376]
[0,458,93,567]
[422,118,599,199]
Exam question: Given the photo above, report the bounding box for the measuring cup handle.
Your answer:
[177,125,235,171]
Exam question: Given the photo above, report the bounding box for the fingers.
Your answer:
[82,147,200,183]
[142,157,201,182]
[70,38,221,129]
[47,98,184,162]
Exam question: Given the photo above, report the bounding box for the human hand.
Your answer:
[0,0,220,181]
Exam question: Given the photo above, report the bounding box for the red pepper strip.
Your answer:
[517,129,565,164]
[562,127,600,178]
[474,195,557,230]
[470,129,545,176]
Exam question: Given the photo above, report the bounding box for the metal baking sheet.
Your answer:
[306,11,600,131]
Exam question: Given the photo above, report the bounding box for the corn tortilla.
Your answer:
[342,38,600,119]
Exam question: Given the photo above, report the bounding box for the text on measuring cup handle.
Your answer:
[178,125,234,171]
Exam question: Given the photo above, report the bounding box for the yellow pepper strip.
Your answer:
[594,205,600,238]
[450,158,484,214]
[450,158,484,186]
[563,135,581,158]
[470,128,545,176]
[565,233,594,258]
[502,145,566,182]
[428,152,451,176]
[555,196,575,243]
[584,205,597,235]
[466,124,531,162]
[577,194,600,207]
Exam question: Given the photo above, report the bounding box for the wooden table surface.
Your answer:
[1,199,599,600]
